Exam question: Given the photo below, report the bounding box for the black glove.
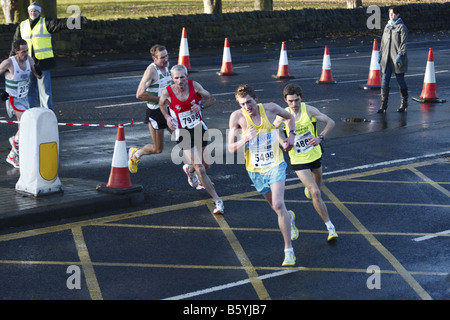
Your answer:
[0,88,9,101]
[34,64,42,76]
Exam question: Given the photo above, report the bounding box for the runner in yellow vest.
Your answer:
[11,2,86,110]
[274,83,338,242]
[228,83,299,267]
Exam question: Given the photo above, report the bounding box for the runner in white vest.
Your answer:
[128,44,173,174]
[0,39,42,168]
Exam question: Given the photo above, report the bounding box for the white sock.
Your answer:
[14,135,19,142]
[284,247,294,254]
[325,221,335,230]
[135,150,141,158]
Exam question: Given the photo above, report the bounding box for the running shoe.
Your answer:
[282,250,296,267]
[182,164,198,188]
[304,187,311,199]
[213,199,224,215]
[288,210,299,240]
[327,227,338,242]
[196,180,215,190]
[9,136,19,155]
[6,150,19,168]
[128,147,140,174]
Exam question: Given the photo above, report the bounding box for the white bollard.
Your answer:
[16,108,63,196]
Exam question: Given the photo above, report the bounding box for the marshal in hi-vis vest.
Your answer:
[20,17,54,60]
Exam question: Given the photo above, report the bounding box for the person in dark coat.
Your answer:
[378,6,409,113]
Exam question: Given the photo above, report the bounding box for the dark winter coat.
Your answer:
[379,18,408,74]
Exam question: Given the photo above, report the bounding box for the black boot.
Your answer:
[397,88,408,112]
[377,88,389,113]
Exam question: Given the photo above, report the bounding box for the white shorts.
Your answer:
[6,96,29,118]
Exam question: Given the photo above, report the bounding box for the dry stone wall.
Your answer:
[0,3,448,56]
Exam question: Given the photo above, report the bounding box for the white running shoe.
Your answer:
[327,227,338,242]
[282,250,296,267]
[9,136,19,155]
[182,164,199,188]
[6,150,19,168]
[213,199,224,215]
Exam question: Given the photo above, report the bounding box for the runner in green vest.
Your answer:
[275,83,338,242]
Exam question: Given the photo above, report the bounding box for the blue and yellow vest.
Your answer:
[242,103,284,173]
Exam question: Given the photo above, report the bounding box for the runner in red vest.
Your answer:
[159,64,224,215]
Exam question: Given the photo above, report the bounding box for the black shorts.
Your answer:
[145,107,168,130]
[176,125,209,150]
[291,158,322,171]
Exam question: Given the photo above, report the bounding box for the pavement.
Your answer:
[0,177,144,229]
[0,30,448,231]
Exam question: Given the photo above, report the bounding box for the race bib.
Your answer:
[178,110,201,129]
[17,80,29,99]
[294,131,314,155]
[249,131,277,169]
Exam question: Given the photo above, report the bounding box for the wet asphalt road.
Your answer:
[0,33,449,303]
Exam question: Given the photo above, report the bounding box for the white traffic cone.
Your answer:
[316,45,336,84]
[272,41,294,79]
[97,124,142,195]
[217,38,236,76]
[360,39,381,90]
[178,27,192,71]
[412,48,446,103]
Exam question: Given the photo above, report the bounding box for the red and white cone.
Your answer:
[178,27,192,71]
[412,48,446,103]
[217,38,236,76]
[97,124,142,195]
[273,41,294,79]
[316,45,336,84]
[360,39,381,90]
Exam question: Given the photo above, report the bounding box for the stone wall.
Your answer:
[0,3,449,56]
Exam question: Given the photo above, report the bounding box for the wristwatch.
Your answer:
[289,130,296,136]
[319,135,325,140]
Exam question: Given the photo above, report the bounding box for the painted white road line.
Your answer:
[285,151,450,183]
[108,75,142,80]
[202,65,251,72]
[412,229,450,242]
[59,94,135,104]
[95,101,143,109]
[163,269,299,300]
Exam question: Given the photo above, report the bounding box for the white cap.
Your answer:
[28,2,41,13]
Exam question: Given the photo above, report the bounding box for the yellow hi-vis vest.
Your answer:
[20,17,54,60]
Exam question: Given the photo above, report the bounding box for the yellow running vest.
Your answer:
[284,103,322,164]
[241,103,284,173]
[20,18,54,60]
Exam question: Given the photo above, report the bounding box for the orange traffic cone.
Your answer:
[178,27,192,72]
[217,38,236,76]
[360,39,381,90]
[97,124,142,194]
[316,45,336,84]
[412,48,446,103]
[272,42,294,79]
